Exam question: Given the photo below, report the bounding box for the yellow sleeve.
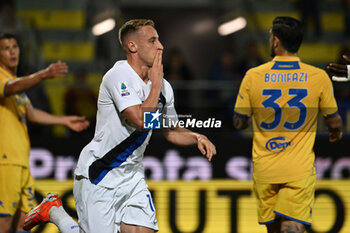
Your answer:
[234,72,252,117]
[0,74,9,98]
[319,73,338,117]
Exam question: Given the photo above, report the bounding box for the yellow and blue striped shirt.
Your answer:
[234,56,338,183]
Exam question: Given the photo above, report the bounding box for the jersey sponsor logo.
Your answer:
[118,81,130,96]
[265,136,292,153]
[143,110,161,129]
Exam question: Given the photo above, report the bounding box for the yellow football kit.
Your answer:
[234,56,338,225]
[0,67,34,215]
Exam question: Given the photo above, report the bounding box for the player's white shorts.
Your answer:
[73,176,158,233]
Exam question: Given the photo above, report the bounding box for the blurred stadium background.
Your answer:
[1,0,350,232]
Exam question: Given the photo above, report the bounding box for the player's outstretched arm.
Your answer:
[163,126,216,161]
[327,55,350,82]
[5,61,68,96]
[325,113,343,143]
[26,104,90,132]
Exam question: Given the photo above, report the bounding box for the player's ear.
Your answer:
[127,41,137,53]
[273,36,279,49]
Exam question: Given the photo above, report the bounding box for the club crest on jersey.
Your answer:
[119,81,130,96]
[265,137,292,153]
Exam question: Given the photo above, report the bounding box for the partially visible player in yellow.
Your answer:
[233,17,343,233]
[0,33,89,233]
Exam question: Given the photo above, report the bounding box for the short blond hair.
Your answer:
[118,19,155,48]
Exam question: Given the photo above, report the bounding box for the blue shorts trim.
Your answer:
[274,211,311,226]
[0,213,11,217]
[259,219,276,225]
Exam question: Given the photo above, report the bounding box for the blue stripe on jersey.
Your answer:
[271,61,300,70]
[89,130,150,185]
[258,219,276,225]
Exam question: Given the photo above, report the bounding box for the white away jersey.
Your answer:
[75,60,177,188]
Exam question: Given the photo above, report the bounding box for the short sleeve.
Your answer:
[0,74,9,97]
[105,77,142,112]
[319,74,338,117]
[234,73,252,117]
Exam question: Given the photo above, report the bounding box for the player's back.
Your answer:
[235,56,337,183]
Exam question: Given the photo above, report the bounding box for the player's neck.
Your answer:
[275,48,297,57]
[127,58,149,83]
[0,63,17,76]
